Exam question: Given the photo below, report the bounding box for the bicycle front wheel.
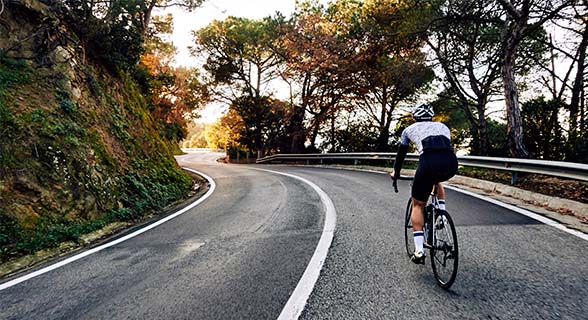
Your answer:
[430,210,458,289]
[403,198,414,257]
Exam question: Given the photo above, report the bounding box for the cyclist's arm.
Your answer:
[393,128,411,179]
[393,143,409,179]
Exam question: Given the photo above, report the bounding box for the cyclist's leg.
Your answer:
[437,183,446,210]
[411,167,430,234]
[437,183,445,199]
[411,163,433,262]
[412,156,434,232]
[409,197,426,264]
[411,197,426,232]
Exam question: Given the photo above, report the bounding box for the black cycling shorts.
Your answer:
[412,149,458,202]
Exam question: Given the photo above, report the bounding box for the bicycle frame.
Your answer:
[424,184,440,250]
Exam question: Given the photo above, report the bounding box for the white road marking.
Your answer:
[307,165,588,241]
[0,168,216,291]
[248,168,337,320]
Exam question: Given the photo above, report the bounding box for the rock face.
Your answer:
[0,1,192,261]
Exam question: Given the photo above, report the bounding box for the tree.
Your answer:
[219,108,246,151]
[349,0,435,151]
[140,14,208,144]
[229,95,288,155]
[204,120,231,149]
[194,15,288,156]
[431,96,472,152]
[522,97,566,159]
[497,0,574,157]
[194,15,285,101]
[282,1,362,151]
[427,1,503,156]
[138,0,205,37]
[57,0,203,71]
[559,2,588,160]
[319,111,379,152]
[426,0,547,156]
[182,122,206,148]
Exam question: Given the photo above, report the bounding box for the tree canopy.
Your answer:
[47,0,587,162]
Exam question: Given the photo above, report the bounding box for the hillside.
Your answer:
[0,1,196,263]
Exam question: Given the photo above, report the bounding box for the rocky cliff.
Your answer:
[0,0,194,262]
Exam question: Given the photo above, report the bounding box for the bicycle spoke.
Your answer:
[431,211,458,289]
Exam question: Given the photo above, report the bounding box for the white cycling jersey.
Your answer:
[400,121,451,155]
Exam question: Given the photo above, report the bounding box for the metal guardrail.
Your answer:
[256,152,588,182]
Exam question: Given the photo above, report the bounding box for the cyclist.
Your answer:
[391,104,458,264]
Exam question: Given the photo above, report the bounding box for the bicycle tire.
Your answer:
[430,210,458,289]
[404,198,414,257]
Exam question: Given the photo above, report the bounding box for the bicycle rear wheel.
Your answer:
[403,198,414,257]
[430,210,458,289]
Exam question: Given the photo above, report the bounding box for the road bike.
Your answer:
[392,176,459,289]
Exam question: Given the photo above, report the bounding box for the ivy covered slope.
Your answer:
[0,1,193,263]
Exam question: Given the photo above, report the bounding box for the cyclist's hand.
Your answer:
[390,172,399,193]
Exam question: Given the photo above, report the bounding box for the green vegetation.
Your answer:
[0,1,211,265]
[0,58,31,171]
[0,56,194,263]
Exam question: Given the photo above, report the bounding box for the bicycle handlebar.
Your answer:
[390,175,414,193]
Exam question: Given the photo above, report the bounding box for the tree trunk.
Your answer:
[289,106,306,154]
[477,108,488,156]
[501,19,530,158]
[375,87,391,151]
[502,58,528,158]
[581,88,586,133]
[566,24,588,160]
[141,0,157,38]
[309,118,321,151]
[329,115,336,152]
[376,130,389,152]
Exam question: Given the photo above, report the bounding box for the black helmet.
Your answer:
[412,104,434,121]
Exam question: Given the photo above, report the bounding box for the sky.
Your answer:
[157,1,319,123]
[160,0,301,68]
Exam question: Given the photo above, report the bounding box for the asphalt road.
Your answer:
[1,152,587,319]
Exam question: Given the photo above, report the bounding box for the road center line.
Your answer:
[0,168,216,291]
[248,168,336,320]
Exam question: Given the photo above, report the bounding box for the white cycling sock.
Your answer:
[413,231,424,253]
[438,200,446,211]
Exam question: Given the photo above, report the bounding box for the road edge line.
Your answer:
[249,168,336,320]
[297,165,588,242]
[0,168,216,291]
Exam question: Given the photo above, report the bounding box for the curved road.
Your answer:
[1,151,587,319]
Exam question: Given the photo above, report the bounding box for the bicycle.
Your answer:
[392,176,459,289]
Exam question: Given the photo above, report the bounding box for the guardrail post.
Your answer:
[511,172,518,185]
[354,160,358,165]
